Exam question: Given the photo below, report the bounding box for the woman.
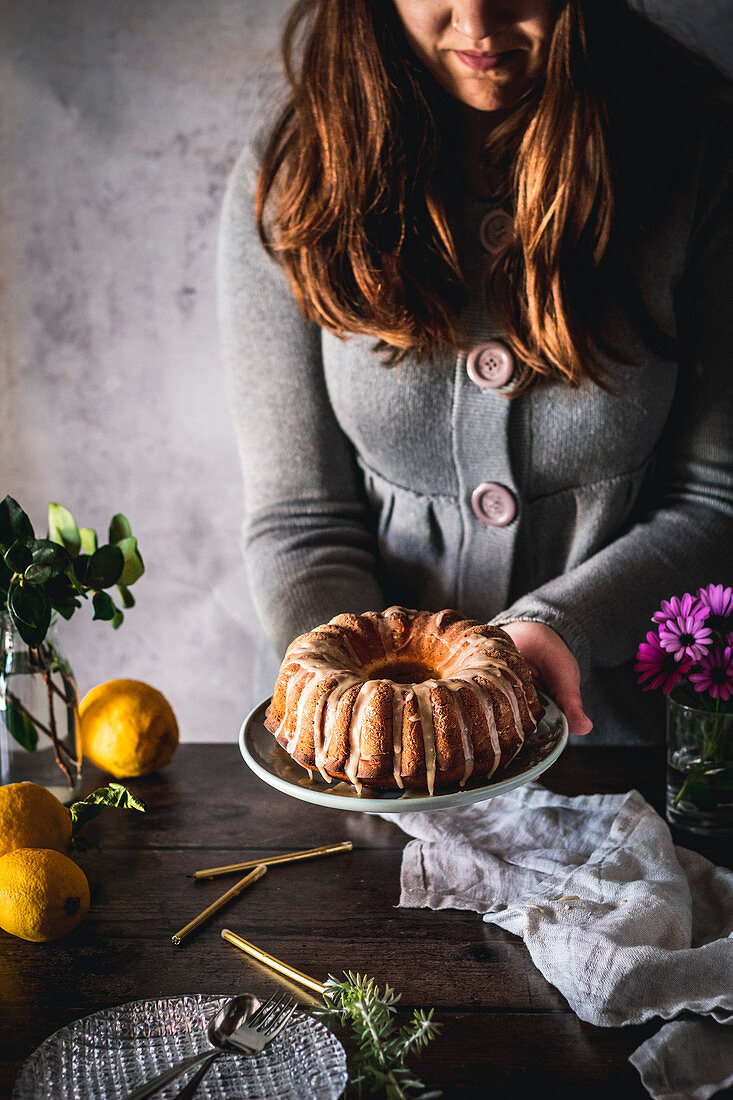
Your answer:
[218,0,732,744]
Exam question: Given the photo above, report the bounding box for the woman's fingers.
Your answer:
[498,620,593,736]
[551,685,594,737]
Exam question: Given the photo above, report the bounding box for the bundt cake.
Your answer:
[264,607,544,794]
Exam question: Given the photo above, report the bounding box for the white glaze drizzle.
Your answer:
[310,684,332,782]
[441,631,530,750]
[274,612,533,792]
[383,606,412,651]
[321,671,363,774]
[434,609,452,631]
[346,680,382,792]
[275,668,308,746]
[466,680,502,779]
[294,670,324,749]
[339,632,363,669]
[440,630,518,674]
[284,636,347,670]
[409,681,438,794]
[440,679,476,785]
[455,667,522,740]
[376,615,395,659]
[391,685,406,788]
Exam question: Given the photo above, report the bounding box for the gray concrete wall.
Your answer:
[1,0,292,744]
[1,1,730,744]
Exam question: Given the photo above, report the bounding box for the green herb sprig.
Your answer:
[0,495,144,646]
[317,971,441,1100]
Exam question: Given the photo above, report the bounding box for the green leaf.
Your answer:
[73,554,90,586]
[3,698,39,751]
[0,496,35,551]
[111,606,124,629]
[117,584,135,609]
[23,564,52,586]
[8,580,52,646]
[92,590,116,621]
[51,601,76,621]
[47,503,81,557]
[45,572,83,618]
[684,776,718,812]
[24,539,72,586]
[0,556,12,597]
[4,540,32,573]
[115,536,145,586]
[109,514,132,544]
[79,527,98,554]
[69,782,147,835]
[85,544,124,589]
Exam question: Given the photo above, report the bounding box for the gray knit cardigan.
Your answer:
[217,71,733,745]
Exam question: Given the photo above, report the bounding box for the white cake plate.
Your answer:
[239,691,568,814]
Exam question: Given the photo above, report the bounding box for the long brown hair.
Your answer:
[256,0,618,393]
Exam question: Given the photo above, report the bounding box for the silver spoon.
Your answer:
[122,994,260,1100]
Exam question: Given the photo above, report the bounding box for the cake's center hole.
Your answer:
[371,661,437,684]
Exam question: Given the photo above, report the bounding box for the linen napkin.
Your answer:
[383,784,733,1099]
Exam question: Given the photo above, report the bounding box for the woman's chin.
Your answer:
[442,70,535,115]
[450,88,527,115]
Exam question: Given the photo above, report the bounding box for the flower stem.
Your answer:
[5,642,80,785]
[673,779,688,808]
[41,660,75,786]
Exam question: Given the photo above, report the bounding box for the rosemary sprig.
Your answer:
[316,971,441,1100]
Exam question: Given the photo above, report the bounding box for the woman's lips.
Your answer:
[455,49,518,71]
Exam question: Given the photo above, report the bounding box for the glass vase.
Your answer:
[0,611,82,801]
[666,688,733,837]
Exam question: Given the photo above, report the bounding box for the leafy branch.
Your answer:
[316,971,441,1100]
[0,496,144,778]
[0,496,144,646]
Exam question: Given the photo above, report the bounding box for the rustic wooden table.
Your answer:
[2,743,730,1100]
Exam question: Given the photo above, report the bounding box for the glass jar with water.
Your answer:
[0,611,82,800]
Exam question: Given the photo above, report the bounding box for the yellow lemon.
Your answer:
[0,848,90,942]
[79,678,178,778]
[0,782,72,859]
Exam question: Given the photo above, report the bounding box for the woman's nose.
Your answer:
[450,2,507,41]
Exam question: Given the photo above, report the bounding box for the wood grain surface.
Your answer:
[1,743,729,1099]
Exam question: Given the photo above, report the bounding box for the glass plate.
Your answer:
[239,691,568,814]
[12,995,347,1100]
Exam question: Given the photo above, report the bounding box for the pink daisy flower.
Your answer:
[635,631,692,694]
[689,646,733,702]
[652,592,709,627]
[659,615,713,662]
[697,584,733,634]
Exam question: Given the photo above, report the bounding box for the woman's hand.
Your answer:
[500,621,593,736]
